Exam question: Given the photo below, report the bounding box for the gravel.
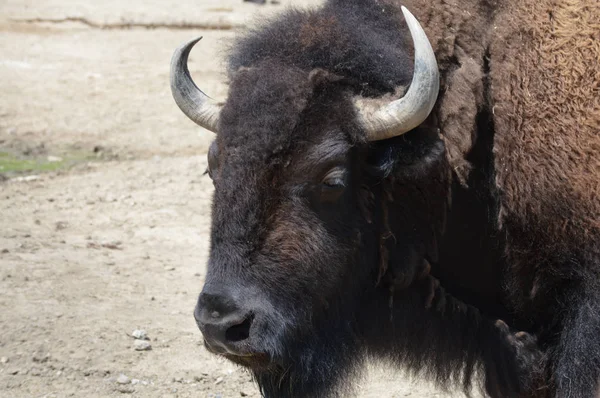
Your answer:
[116,374,130,384]
[131,329,149,340]
[133,340,152,351]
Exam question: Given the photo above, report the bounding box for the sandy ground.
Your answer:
[0,1,466,397]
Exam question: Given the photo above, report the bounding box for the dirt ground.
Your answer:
[0,1,465,397]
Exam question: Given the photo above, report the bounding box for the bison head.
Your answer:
[171,7,446,397]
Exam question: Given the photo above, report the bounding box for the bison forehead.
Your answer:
[217,62,315,165]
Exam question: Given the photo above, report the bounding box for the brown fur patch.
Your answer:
[401,0,497,183]
[490,0,600,303]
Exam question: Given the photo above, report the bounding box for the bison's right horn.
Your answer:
[358,6,439,141]
[170,36,221,133]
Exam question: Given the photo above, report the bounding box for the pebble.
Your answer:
[12,175,40,183]
[131,329,148,340]
[32,350,50,363]
[215,376,224,385]
[115,385,135,394]
[133,340,152,351]
[116,374,130,384]
[55,221,68,231]
[1,356,8,364]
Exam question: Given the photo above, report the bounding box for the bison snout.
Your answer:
[194,290,254,355]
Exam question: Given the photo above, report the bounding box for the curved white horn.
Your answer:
[358,6,439,141]
[170,36,221,133]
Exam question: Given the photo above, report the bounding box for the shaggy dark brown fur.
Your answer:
[191,0,600,397]
[491,1,600,394]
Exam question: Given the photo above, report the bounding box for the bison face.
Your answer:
[194,64,378,378]
[171,7,442,394]
[192,65,447,398]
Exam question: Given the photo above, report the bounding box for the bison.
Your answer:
[170,0,600,397]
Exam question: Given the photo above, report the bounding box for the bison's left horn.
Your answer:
[170,36,221,133]
[358,7,439,141]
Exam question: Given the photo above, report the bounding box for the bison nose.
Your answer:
[194,290,253,354]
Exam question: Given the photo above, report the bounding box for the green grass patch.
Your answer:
[0,151,93,175]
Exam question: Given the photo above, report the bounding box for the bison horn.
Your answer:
[358,7,439,141]
[170,36,221,133]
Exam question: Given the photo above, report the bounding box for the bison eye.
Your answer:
[320,167,347,201]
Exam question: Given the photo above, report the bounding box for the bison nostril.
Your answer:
[225,315,253,343]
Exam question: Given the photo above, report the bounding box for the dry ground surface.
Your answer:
[0,1,468,397]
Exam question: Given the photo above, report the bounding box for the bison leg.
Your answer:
[548,287,600,398]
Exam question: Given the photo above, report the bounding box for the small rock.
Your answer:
[101,241,122,250]
[116,374,130,384]
[131,379,140,385]
[133,340,152,351]
[115,385,135,394]
[12,175,40,183]
[55,221,68,231]
[0,357,8,364]
[47,156,63,162]
[215,376,224,385]
[131,329,148,340]
[164,266,176,271]
[8,368,19,375]
[32,350,50,363]
[1,249,8,254]
[240,392,249,397]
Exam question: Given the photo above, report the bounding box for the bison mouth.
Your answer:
[203,340,272,370]
[223,352,271,369]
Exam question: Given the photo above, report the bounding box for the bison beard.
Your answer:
[172,0,600,397]
[250,133,541,398]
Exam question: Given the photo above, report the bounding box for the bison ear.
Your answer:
[365,125,445,179]
[308,68,344,88]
